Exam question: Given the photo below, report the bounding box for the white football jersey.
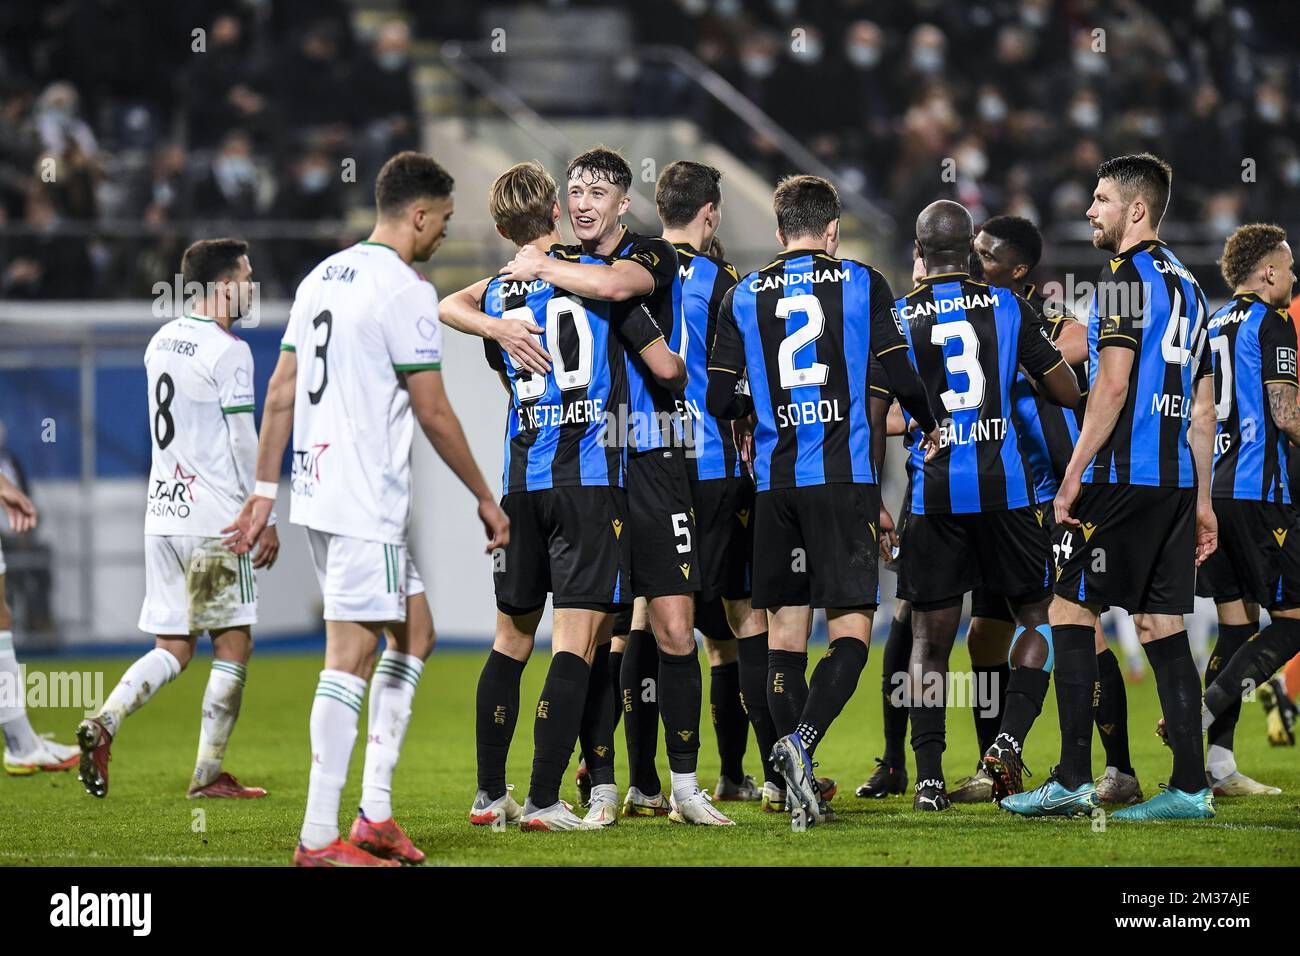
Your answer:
[144,315,258,536]
[282,241,443,545]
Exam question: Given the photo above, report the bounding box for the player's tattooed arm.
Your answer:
[1267,382,1300,445]
[439,277,551,375]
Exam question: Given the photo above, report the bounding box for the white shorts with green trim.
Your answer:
[305,529,426,623]
[139,534,257,635]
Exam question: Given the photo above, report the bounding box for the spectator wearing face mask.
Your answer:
[192,130,263,221]
[353,21,419,187]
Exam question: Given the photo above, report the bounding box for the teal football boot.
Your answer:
[999,769,1099,817]
[1111,785,1214,820]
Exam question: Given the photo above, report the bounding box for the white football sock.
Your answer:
[0,631,40,755]
[670,770,700,803]
[1206,743,1237,780]
[360,650,424,822]
[300,669,367,850]
[97,647,182,738]
[192,660,247,788]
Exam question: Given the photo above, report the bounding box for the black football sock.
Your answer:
[659,646,702,774]
[578,643,617,787]
[908,679,947,787]
[475,649,525,799]
[796,637,869,754]
[998,665,1049,756]
[767,649,809,738]
[1094,648,1134,775]
[737,632,781,786]
[971,662,1009,756]
[621,629,661,795]
[608,647,625,733]
[1052,624,1097,790]
[528,651,590,809]
[710,661,747,783]
[881,613,913,768]
[1145,632,1208,793]
[1205,618,1300,718]
[1204,622,1257,750]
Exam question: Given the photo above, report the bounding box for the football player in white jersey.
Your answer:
[0,474,80,776]
[77,238,278,800]
[226,152,510,867]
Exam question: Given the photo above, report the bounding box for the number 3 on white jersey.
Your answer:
[776,294,829,390]
[932,320,986,412]
[501,294,593,401]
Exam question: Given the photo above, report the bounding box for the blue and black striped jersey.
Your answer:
[1010,293,1089,502]
[1208,292,1298,504]
[899,274,1066,515]
[483,246,662,494]
[588,228,685,453]
[709,250,905,492]
[672,241,743,481]
[1084,240,1212,488]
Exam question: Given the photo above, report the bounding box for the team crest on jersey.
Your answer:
[147,464,198,519]
[1274,528,1288,547]
[1081,521,1098,541]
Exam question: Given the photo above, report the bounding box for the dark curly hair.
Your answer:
[1218,223,1287,289]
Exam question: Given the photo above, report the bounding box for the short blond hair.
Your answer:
[489,162,558,245]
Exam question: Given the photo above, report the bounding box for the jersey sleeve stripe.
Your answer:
[875,343,908,356]
[280,343,296,352]
[393,362,441,371]
[638,336,665,353]
[221,404,255,415]
[707,364,738,373]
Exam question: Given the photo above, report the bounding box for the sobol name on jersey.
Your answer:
[1208,292,1298,504]
[673,241,743,481]
[899,275,1066,515]
[281,240,443,545]
[709,251,905,492]
[1085,239,1211,488]
[144,314,257,535]
[482,247,632,494]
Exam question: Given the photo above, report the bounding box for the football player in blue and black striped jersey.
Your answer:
[1008,153,1219,821]
[1193,223,1300,796]
[707,175,940,826]
[500,148,734,826]
[893,200,1080,811]
[440,162,685,832]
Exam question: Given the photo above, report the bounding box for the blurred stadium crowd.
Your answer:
[1,0,1297,299]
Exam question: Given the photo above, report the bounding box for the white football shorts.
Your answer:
[305,529,426,623]
[139,535,257,635]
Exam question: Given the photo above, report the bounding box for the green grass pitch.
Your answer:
[3,645,1298,866]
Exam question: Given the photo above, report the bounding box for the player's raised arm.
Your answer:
[439,275,551,375]
[1016,298,1080,409]
[610,293,685,390]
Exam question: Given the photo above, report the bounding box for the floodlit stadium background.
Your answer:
[1,0,1297,651]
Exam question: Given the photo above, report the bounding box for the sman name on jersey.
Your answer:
[899,275,1065,515]
[144,314,258,536]
[1085,239,1211,488]
[281,240,443,545]
[1209,291,1298,504]
[709,250,905,492]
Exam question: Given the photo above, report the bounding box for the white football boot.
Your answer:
[622,786,670,817]
[469,785,523,827]
[582,783,619,827]
[520,798,597,832]
[669,789,735,826]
